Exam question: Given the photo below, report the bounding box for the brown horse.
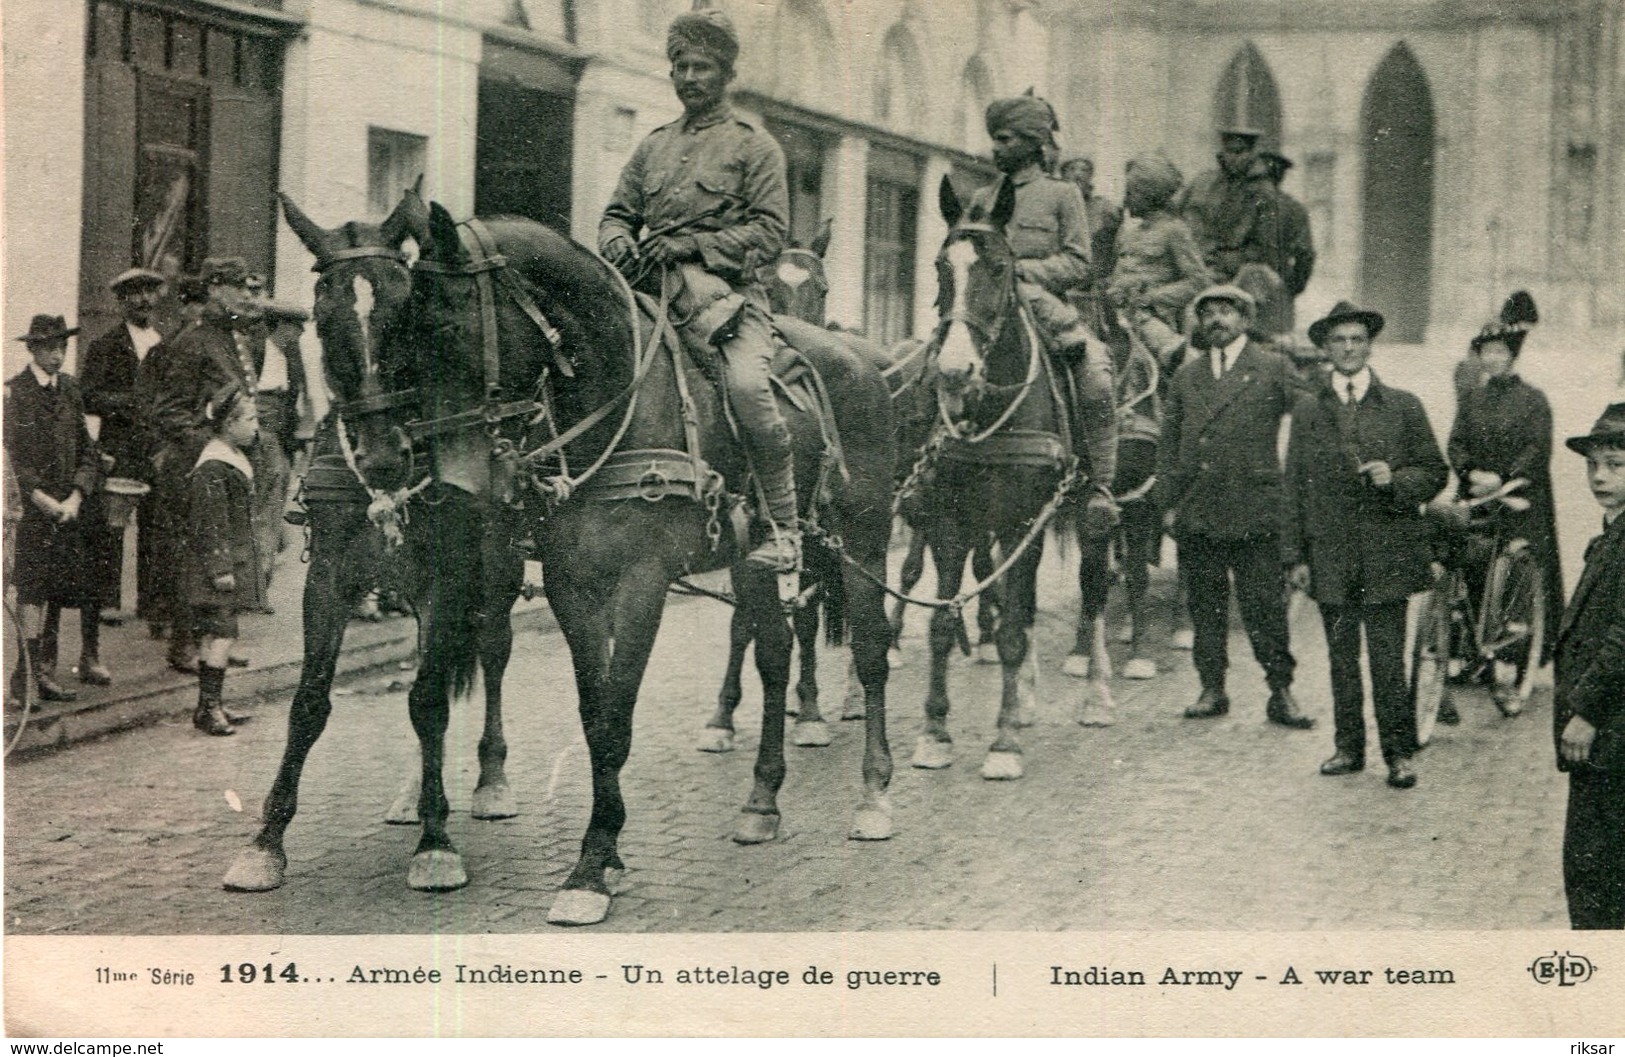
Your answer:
[222,190,526,893]
[331,200,896,924]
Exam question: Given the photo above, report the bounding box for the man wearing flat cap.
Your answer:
[599,4,799,571]
[969,91,1118,528]
[1284,300,1447,790]
[1155,283,1312,728]
[81,267,171,626]
[148,256,262,670]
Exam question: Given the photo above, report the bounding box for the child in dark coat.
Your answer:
[184,382,264,735]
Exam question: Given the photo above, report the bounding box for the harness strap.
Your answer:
[462,220,505,404]
[498,268,573,377]
[663,287,710,505]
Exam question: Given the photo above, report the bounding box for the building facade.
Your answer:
[3,0,1622,382]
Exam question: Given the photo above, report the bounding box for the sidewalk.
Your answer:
[3,530,557,758]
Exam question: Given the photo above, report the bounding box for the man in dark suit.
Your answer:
[1554,403,1625,928]
[80,267,169,626]
[1154,284,1311,727]
[1283,301,1448,789]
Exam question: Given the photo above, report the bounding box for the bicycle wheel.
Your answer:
[1410,578,1452,748]
[1482,543,1543,713]
[4,595,30,757]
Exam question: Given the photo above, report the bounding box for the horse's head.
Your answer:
[760,218,831,324]
[932,174,1018,398]
[281,186,428,488]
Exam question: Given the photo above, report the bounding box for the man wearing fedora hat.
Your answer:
[1284,300,1447,790]
[81,267,171,631]
[5,315,100,703]
[1553,403,1625,927]
[1155,283,1312,728]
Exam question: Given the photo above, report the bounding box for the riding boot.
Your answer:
[714,304,801,572]
[1056,326,1119,538]
[77,608,112,685]
[193,663,234,736]
[750,454,801,572]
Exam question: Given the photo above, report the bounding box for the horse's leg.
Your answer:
[888,526,928,666]
[972,536,1000,663]
[913,528,969,770]
[983,534,1044,780]
[224,508,374,892]
[842,517,895,840]
[548,564,667,925]
[471,552,523,821]
[735,563,792,844]
[1066,521,1112,678]
[404,597,467,892]
[789,596,833,746]
[699,598,749,753]
[1121,504,1158,680]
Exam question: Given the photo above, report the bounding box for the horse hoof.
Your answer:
[841,691,866,721]
[407,850,469,892]
[1114,625,1135,645]
[887,647,904,669]
[471,783,518,820]
[792,720,832,747]
[222,847,287,892]
[1077,703,1117,728]
[849,795,894,841]
[605,867,629,896]
[1010,710,1035,729]
[1062,653,1091,678]
[974,642,999,665]
[786,697,802,718]
[696,727,736,753]
[980,750,1025,781]
[1123,657,1157,680]
[384,786,420,825]
[547,888,611,926]
[1172,628,1195,650]
[911,736,953,770]
[733,811,782,845]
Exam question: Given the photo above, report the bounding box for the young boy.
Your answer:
[185,382,263,735]
[1556,402,1625,928]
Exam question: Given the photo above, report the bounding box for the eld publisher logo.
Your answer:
[1529,951,1595,986]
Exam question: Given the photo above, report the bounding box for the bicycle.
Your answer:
[1411,478,1547,746]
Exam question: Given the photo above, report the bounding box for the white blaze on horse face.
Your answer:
[938,238,982,385]
[776,260,812,290]
[352,274,378,382]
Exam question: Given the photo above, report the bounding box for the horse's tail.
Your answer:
[421,490,485,701]
[812,537,848,647]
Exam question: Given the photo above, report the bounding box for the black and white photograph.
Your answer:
[3,0,1625,1038]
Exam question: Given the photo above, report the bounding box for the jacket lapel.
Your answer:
[1195,339,1257,436]
[1561,514,1625,639]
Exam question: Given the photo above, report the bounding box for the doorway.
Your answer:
[1360,44,1435,344]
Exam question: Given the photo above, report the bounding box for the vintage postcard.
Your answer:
[3,0,1624,1038]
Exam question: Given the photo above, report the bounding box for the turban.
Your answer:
[667,8,740,69]
[985,93,1058,148]
[1125,153,1183,205]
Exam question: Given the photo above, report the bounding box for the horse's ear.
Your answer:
[990,176,1017,231]
[938,174,963,229]
[810,217,833,259]
[425,201,466,262]
[279,192,331,257]
[380,187,430,251]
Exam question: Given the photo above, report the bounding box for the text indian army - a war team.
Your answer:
[5,5,1622,932]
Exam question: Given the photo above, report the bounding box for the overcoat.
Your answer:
[182,440,265,615]
[1153,337,1301,538]
[80,322,165,479]
[1280,373,1448,606]
[3,369,102,605]
[1553,511,1625,774]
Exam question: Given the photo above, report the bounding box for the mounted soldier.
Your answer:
[971,92,1117,533]
[1179,123,1283,294]
[598,6,798,572]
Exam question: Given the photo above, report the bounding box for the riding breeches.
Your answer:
[671,264,796,526]
[1019,281,1117,501]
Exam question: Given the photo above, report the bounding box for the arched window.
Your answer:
[960,56,994,152]
[1213,43,1282,151]
[874,25,925,130]
[771,0,838,104]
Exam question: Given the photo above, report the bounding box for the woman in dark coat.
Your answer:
[1447,318,1564,682]
[4,316,103,701]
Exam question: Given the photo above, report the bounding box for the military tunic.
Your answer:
[1105,212,1214,328]
[1178,163,1282,282]
[968,165,1091,300]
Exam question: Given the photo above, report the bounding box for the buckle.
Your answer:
[637,464,671,502]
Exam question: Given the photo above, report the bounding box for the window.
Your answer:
[765,118,830,250]
[368,127,427,222]
[864,146,921,345]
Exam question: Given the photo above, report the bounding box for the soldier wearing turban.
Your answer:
[1106,153,1213,341]
[600,6,801,571]
[968,91,1118,533]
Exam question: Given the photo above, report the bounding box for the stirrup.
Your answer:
[745,526,801,573]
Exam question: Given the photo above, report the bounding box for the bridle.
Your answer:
[930,222,1040,443]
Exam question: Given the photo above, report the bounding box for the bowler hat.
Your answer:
[1308,300,1385,347]
[1566,403,1625,456]
[1192,284,1256,319]
[14,314,79,344]
[201,256,250,287]
[108,267,166,294]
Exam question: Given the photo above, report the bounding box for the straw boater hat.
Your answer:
[1308,300,1385,347]
[1566,403,1625,457]
[108,267,165,294]
[14,314,79,344]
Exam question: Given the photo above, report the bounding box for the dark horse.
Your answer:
[222,190,525,893]
[700,222,873,751]
[320,199,895,924]
[905,176,1093,781]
